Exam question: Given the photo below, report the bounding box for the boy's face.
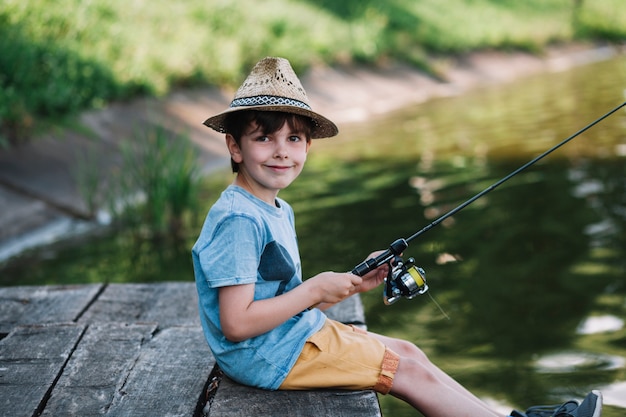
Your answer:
[227,120,311,204]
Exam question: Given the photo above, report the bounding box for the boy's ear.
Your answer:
[226,134,243,164]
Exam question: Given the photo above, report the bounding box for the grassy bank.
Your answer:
[1,0,625,145]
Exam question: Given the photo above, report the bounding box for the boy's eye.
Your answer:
[289,135,303,142]
[255,135,270,142]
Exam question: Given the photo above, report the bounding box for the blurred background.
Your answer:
[1,1,625,415]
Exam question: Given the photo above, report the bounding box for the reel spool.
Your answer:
[384,257,429,305]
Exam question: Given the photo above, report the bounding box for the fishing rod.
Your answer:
[352,101,626,305]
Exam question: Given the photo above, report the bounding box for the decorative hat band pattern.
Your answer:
[230,95,312,111]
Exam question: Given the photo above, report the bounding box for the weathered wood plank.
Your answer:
[0,323,85,417]
[0,284,103,334]
[41,322,158,416]
[105,326,214,417]
[209,375,382,417]
[205,295,382,416]
[0,283,381,417]
[78,282,200,326]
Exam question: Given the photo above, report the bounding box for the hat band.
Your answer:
[230,95,312,111]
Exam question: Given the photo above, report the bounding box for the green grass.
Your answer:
[1,0,625,145]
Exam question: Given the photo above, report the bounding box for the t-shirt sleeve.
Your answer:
[197,214,262,288]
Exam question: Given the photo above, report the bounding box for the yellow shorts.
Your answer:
[279,319,399,394]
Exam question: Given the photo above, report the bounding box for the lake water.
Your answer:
[289,54,626,416]
[2,54,625,416]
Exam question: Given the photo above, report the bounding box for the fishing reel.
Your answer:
[351,238,429,305]
[384,256,429,305]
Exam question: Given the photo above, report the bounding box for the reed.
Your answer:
[107,127,201,241]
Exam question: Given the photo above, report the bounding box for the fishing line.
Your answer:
[427,292,450,320]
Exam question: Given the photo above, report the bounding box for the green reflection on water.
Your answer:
[291,154,625,415]
[2,56,625,415]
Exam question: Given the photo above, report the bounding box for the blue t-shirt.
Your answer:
[192,185,326,390]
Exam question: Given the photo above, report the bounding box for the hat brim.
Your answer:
[203,105,338,139]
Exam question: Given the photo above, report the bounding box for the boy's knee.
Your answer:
[394,339,429,363]
[394,355,439,390]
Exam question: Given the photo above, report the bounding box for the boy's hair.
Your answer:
[224,110,315,173]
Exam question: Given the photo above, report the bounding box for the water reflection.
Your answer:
[0,229,195,286]
[577,315,624,335]
[291,155,625,414]
[535,351,625,373]
[601,381,626,408]
[427,161,603,356]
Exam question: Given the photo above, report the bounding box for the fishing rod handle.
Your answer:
[351,238,409,276]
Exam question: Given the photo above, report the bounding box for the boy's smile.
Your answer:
[227,121,310,205]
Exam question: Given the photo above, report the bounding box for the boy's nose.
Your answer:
[274,142,288,158]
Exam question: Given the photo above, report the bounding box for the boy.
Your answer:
[192,57,602,417]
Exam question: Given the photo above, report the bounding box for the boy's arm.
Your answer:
[219,259,389,340]
[219,271,362,342]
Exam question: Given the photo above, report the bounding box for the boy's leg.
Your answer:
[367,332,503,417]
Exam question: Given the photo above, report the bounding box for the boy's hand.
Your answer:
[308,271,363,305]
[353,250,389,294]
[307,251,390,310]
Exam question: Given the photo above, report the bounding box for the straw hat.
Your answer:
[203,57,338,139]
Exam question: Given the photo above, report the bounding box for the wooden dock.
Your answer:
[0,283,382,416]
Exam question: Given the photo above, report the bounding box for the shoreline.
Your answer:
[0,42,623,263]
[303,43,621,125]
